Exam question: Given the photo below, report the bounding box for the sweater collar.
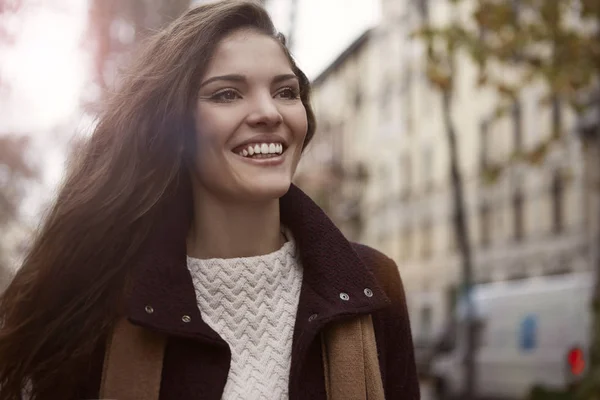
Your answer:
[125,175,389,341]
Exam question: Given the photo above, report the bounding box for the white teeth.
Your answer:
[238,142,285,157]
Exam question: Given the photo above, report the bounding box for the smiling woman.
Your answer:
[191,29,307,216]
[0,1,419,400]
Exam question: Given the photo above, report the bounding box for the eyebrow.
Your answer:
[199,73,299,88]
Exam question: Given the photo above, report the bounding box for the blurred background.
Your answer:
[1,0,599,399]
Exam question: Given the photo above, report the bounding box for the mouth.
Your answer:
[232,142,287,160]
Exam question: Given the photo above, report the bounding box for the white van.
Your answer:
[430,272,593,399]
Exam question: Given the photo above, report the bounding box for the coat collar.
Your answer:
[125,175,390,341]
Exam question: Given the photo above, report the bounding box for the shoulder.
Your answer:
[351,242,394,271]
[350,243,406,303]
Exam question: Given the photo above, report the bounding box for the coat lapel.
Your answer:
[123,175,390,347]
[280,184,390,395]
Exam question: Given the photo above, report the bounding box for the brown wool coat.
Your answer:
[77,183,420,400]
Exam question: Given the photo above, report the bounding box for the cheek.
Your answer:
[287,105,308,142]
[192,115,230,179]
[287,107,308,169]
[194,109,234,149]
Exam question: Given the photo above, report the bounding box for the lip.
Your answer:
[234,151,286,167]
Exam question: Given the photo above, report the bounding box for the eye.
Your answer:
[275,87,300,100]
[210,89,242,103]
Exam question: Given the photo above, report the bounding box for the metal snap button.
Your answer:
[182,315,191,323]
[364,288,373,298]
[308,314,318,322]
[340,292,350,301]
[145,305,154,314]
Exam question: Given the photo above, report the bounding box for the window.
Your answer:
[381,78,393,121]
[332,122,344,165]
[513,189,524,241]
[474,318,487,349]
[354,87,363,110]
[445,285,458,316]
[479,119,490,170]
[402,225,413,261]
[415,0,429,21]
[420,305,433,339]
[422,145,434,193]
[512,100,523,153]
[448,213,457,252]
[480,202,491,247]
[552,95,562,138]
[421,219,432,258]
[403,66,415,134]
[401,65,413,94]
[508,0,523,60]
[400,153,412,199]
[379,164,390,198]
[552,171,564,234]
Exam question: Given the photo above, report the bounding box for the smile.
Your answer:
[234,142,285,159]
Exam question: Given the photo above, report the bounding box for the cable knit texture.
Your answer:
[186,233,303,400]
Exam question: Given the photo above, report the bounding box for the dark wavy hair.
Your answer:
[0,1,316,398]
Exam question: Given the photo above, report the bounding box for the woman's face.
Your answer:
[191,28,308,203]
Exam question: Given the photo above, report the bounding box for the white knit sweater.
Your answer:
[186,233,303,400]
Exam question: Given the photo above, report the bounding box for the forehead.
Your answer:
[204,28,293,78]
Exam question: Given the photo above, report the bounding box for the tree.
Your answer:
[1,0,191,280]
[87,0,191,96]
[419,0,600,397]
[0,1,39,284]
[0,135,37,282]
[415,9,478,400]
[0,136,36,227]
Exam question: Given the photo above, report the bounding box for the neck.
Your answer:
[187,189,284,260]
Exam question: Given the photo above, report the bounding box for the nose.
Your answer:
[246,93,283,129]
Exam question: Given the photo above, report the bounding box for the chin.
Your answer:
[241,177,293,201]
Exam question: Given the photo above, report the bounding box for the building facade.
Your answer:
[295,29,378,239]
[297,0,597,344]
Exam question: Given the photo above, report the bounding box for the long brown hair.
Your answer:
[0,1,316,398]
